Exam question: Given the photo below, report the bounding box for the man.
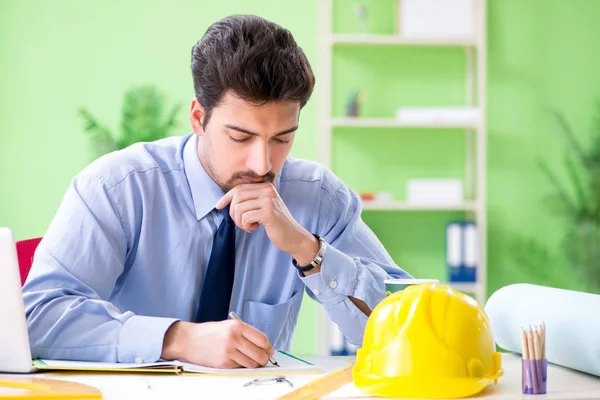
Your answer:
[22,14,411,369]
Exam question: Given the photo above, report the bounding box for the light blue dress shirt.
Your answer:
[22,133,411,364]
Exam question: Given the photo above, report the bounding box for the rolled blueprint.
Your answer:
[485,283,600,377]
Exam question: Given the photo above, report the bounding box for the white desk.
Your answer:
[2,354,600,399]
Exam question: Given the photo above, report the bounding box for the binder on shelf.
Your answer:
[330,322,345,356]
[446,221,477,283]
[345,342,359,356]
[463,221,478,282]
[446,222,463,282]
[329,322,357,356]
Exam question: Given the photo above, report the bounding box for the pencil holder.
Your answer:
[522,359,547,394]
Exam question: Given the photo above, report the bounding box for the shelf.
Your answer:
[361,200,477,211]
[331,34,477,47]
[316,0,488,355]
[444,281,479,293]
[331,117,479,129]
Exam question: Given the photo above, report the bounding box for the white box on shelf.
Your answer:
[398,0,476,41]
[407,179,463,205]
[395,106,481,126]
[374,191,393,202]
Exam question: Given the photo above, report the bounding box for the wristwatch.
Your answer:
[292,234,327,276]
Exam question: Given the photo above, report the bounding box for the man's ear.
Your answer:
[189,97,205,137]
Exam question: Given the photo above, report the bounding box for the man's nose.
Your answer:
[247,142,272,177]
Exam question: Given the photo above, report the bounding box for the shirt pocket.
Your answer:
[242,290,302,350]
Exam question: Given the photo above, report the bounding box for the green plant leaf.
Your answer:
[79,84,182,160]
[539,101,600,294]
[587,170,600,220]
[541,193,575,220]
[562,153,590,219]
[562,221,600,292]
[117,85,181,149]
[507,236,560,285]
[77,108,117,156]
[537,159,576,215]
[549,109,589,167]
[120,86,161,147]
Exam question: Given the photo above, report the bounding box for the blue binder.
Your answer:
[447,221,477,282]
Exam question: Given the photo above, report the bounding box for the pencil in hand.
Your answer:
[228,311,280,367]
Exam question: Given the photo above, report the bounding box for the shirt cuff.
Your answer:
[118,315,179,364]
[299,244,357,305]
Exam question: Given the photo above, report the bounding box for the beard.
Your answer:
[204,152,275,193]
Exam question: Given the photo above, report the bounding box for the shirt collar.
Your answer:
[183,133,225,221]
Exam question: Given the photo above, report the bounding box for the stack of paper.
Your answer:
[395,107,481,126]
[32,350,322,376]
[398,0,476,41]
[407,179,464,205]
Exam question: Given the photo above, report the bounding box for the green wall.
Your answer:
[2,0,600,356]
[0,0,319,355]
[486,0,600,294]
[0,0,317,239]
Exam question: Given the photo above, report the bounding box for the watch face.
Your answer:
[317,238,326,260]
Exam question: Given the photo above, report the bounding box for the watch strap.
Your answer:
[292,234,326,275]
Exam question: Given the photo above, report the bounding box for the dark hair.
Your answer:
[191,15,315,126]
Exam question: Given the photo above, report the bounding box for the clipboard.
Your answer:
[32,350,322,377]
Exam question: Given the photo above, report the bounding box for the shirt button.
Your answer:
[313,289,320,295]
[135,356,143,364]
[329,280,337,289]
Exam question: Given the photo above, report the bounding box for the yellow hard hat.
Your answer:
[353,283,503,398]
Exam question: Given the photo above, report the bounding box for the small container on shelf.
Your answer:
[359,192,376,202]
[407,179,464,206]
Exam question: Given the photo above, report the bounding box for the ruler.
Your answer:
[0,377,101,399]
[276,364,354,400]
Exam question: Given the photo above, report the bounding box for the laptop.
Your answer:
[0,227,37,373]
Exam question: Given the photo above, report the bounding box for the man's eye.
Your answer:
[230,136,249,143]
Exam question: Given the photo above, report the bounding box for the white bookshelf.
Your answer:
[361,200,477,212]
[315,0,488,357]
[331,33,477,47]
[331,116,480,129]
[446,281,481,293]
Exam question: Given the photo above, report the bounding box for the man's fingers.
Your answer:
[215,358,243,369]
[240,210,261,232]
[237,336,270,367]
[216,182,275,210]
[232,200,262,229]
[230,185,276,209]
[216,190,234,210]
[230,348,261,369]
[231,189,263,208]
[241,323,274,355]
[232,198,262,219]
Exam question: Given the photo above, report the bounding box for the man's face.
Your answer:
[190,92,300,193]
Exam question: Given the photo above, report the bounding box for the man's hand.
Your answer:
[161,320,274,369]
[216,183,319,267]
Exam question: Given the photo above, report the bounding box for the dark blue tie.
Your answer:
[195,206,236,323]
